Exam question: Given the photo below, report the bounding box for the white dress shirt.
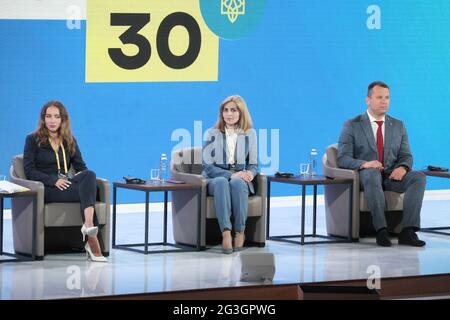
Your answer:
[225,127,238,165]
[367,110,385,146]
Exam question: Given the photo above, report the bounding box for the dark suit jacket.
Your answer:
[202,128,259,194]
[23,134,87,187]
[337,112,413,174]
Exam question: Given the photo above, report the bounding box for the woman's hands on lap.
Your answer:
[231,171,254,182]
[55,178,71,190]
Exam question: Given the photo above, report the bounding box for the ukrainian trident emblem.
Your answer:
[221,0,246,23]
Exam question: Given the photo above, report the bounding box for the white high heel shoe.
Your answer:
[85,242,107,262]
[81,225,98,242]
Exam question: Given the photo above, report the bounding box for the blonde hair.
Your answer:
[215,95,253,133]
[33,101,76,156]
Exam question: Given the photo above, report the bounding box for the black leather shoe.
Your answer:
[398,228,426,247]
[376,228,392,247]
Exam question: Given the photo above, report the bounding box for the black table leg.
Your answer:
[267,181,271,239]
[348,182,353,241]
[145,191,149,254]
[313,185,317,237]
[112,185,117,248]
[0,195,38,262]
[163,191,168,245]
[31,196,37,260]
[0,198,3,254]
[197,189,202,250]
[301,185,306,245]
[263,178,354,246]
[420,227,450,236]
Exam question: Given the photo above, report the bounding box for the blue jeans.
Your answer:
[207,176,249,232]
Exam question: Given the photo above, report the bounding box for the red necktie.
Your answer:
[375,121,384,165]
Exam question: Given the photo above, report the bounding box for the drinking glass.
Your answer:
[300,164,310,176]
[150,169,160,184]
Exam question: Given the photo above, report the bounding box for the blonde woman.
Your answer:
[202,95,259,254]
[23,101,107,262]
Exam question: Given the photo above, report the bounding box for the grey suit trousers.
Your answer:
[207,176,249,233]
[359,169,426,232]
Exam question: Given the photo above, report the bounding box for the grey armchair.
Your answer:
[322,144,404,240]
[9,155,110,259]
[170,147,266,248]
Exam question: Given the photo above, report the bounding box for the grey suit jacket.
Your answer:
[337,112,413,174]
[202,128,259,194]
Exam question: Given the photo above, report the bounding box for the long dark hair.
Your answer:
[33,100,76,155]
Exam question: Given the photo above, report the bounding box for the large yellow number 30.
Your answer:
[86,0,218,83]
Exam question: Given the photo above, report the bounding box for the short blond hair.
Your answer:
[215,95,253,133]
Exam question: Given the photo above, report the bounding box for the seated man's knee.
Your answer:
[360,168,382,186]
[409,171,426,187]
[361,168,382,179]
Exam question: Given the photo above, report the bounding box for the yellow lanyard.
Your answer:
[50,140,68,175]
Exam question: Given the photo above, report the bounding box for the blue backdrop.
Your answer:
[1,1,449,205]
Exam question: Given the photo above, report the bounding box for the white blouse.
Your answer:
[225,127,238,165]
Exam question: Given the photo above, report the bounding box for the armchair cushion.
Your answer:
[360,191,404,212]
[44,202,107,227]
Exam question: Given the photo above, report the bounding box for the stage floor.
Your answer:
[1,195,450,300]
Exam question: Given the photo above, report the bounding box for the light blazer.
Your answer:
[202,128,259,194]
[337,112,413,174]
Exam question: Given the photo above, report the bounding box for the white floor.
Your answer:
[1,197,450,300]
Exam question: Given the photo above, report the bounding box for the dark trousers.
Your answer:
[44,170,98,224]
[359,169,426,232]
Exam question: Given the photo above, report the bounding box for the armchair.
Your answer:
[9,155,110,259]
[170,147,266,248]
[322,144,404,240]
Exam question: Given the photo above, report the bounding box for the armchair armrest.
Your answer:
[9,174,45,200]
[9,167,46,257]
[322,153,357,178]
[255,173,266,197]
[96,178,110,203]
[171,171,206,188]
[322,152,361,239]
[323,162,359,194]
[323,166,358,180]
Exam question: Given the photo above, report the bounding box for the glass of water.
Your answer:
[300,164,310,176]
[150,169,160,184]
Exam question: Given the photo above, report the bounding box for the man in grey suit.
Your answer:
[338,81,426,247]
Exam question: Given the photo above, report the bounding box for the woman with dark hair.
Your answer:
[202,95,259,254]
[23,101,107,262]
